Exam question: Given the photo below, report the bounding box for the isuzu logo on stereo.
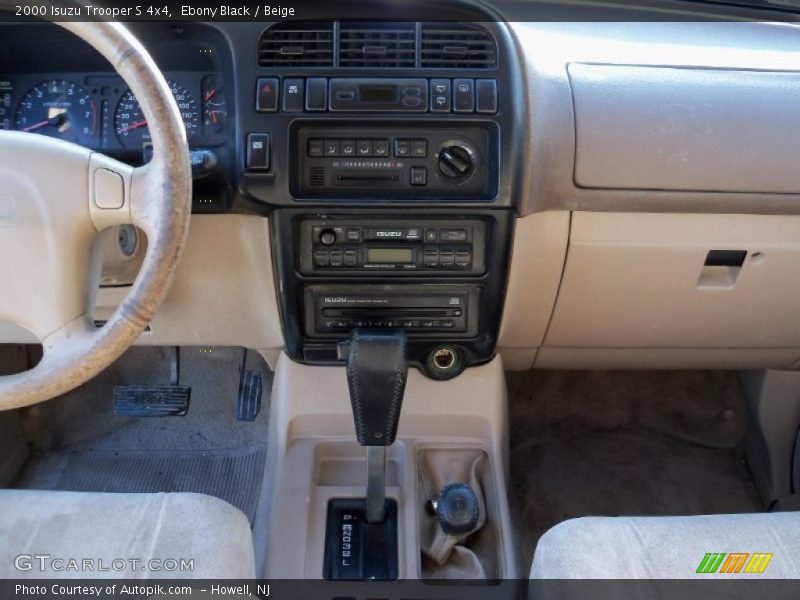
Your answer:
[376,231,403,238]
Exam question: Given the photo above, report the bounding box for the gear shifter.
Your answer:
[346,328,408,524]
[323,329,406,581]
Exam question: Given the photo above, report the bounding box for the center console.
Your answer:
[236,16,523,381]
[272,209,512,379]
[265,352,518,587]
[241,14,521,588]
[266,112,510,379]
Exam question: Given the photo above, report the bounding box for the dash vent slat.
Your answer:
[339,22,417,68]
[258,21,334,67]
[421,23,497,69]
[257,21,497,70]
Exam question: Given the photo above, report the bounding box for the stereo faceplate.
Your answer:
[298,217,486,276]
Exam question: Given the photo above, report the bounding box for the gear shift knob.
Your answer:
[347,328,408,447]
[346,328,407,524]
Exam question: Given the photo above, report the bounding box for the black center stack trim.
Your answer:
[250,17,523,378]
[271,209,513,378]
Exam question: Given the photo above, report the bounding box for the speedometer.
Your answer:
[15,79,98,146]
[115,80,199,149]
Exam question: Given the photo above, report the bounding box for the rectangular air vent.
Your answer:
[309,166,325,187]
[421,23,497,69]
[339,22,416,68]
[258,21,333,67]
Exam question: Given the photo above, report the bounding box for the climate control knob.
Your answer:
[438,144,475,180]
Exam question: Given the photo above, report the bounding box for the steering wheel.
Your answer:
[0,20,192,410]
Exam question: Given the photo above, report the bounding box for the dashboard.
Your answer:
[0,12,522,379]
[3,0,800,377]
[246,17,521,376]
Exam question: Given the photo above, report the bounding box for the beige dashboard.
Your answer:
[499,21,800,370]
[4,20,800,373]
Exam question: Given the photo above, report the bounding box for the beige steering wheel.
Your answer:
[0,21,192,410]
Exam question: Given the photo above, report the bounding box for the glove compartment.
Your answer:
[539,213,800,369]
[569,64,800,194]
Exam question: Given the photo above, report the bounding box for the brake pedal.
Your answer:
[113,347,191,417]
[113,385,191,417]
[236,349,263,422]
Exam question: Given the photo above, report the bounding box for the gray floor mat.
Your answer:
[507,370,763,576]
[19,446,266,523]
[26,347,272,454]
[14,346,272,525]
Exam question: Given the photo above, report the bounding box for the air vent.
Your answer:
[309,167,325,187]
[258,21,333,67]
[339,22,416,68]
[421,23,497,69]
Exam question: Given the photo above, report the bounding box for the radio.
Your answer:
[298,218,486,275]
[291,123,496,200]
[304,284,480,339]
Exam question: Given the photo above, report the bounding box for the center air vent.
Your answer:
[421,23,497,69]
[258,21,333,67]
[339,22,416,68]
[257,21,497,70]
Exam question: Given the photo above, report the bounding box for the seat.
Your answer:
[0,490,255,579]
[531,512,800,579]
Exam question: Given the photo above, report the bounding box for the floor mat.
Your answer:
[19,446,266,523]
[25,347,272,454]
[14,346,272,525]
[507,369,763,575]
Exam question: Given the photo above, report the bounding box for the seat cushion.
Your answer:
[531,513,800,579]
[0,490,255,579]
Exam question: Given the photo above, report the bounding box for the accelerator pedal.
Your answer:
[114,347,191,417]
[236,349,263,422]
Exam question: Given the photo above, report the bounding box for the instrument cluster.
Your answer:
[0,71,228,159]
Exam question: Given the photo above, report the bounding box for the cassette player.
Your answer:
[304,284,480,339]
[298,218,486,276]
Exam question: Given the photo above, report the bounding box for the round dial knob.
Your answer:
[319,229,336,245]
[438,144,475,180]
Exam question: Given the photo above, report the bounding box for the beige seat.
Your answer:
[531,512,800,579]
[0,490,255,579]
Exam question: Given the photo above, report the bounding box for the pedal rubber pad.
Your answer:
[236,370,263,422]
[113,385,191,417]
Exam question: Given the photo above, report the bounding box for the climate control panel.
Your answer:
[291,123,497,200]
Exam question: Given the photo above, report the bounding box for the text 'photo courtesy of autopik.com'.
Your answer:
[2,0,800,598]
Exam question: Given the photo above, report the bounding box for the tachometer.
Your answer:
[115,80,199,149]
[15,79,98,145]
